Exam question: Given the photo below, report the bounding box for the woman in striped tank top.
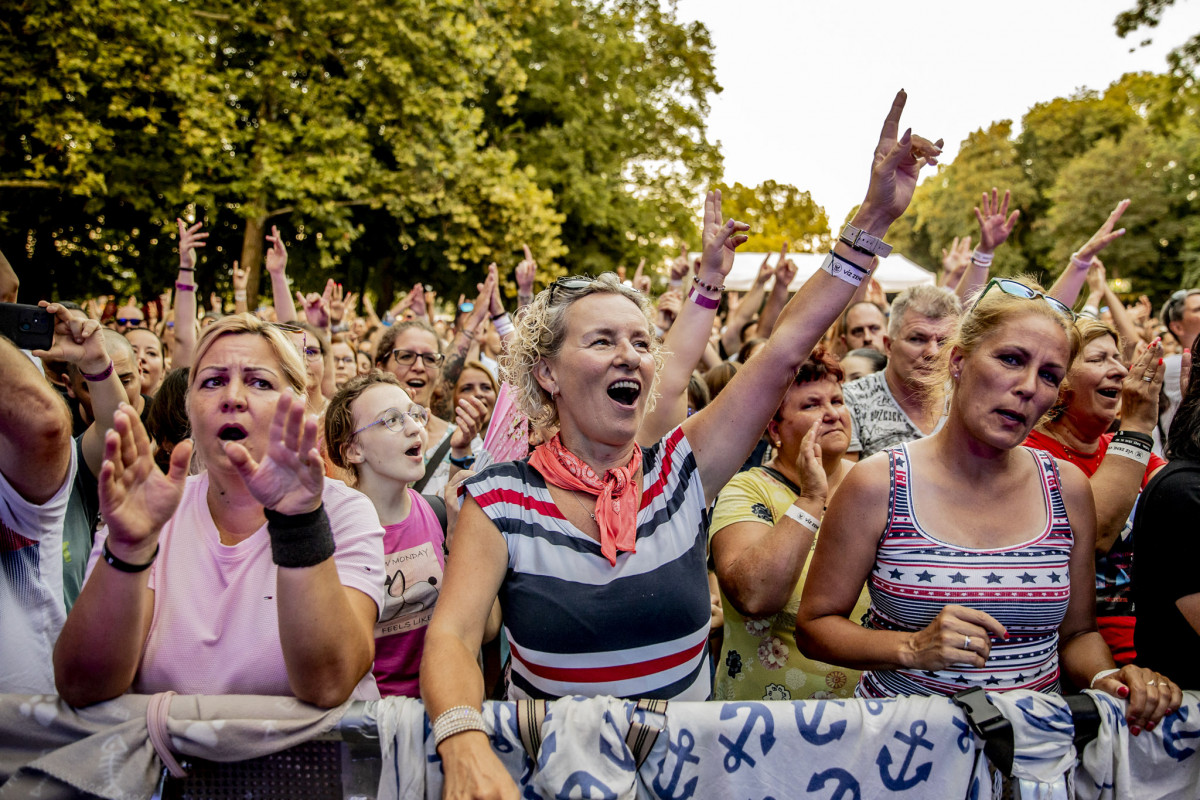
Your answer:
[798,276,1180,736]
[422,92,946,800]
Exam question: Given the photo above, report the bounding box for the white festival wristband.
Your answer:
[1107,440,1152,466]
[784,504,821,534]
[820,253,865,287]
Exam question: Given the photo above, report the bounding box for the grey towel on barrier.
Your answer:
[0,693,348,800]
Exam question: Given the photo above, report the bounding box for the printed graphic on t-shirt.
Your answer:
[377,542,441,638]
[844,372,927,459]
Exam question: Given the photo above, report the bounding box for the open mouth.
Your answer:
[607,379,641,407]
[996,409,1027,425]
[218,424,248,441]
[1097,387,1120,400]
[405,442,422,458]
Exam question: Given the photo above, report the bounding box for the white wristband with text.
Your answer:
[820,253,865,287]
[784,504,821,534]
[1106,440,1152,466]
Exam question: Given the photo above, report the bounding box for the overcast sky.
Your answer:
[677,0,1200,227]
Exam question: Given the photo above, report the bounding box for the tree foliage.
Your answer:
[0,0,721,308]
[713,180,831,253]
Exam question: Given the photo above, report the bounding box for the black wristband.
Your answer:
[1114,430,1154,449]
[490,311,508,321]
[264,504,335,568]
[103,540,158,573]
[449,454,476,468]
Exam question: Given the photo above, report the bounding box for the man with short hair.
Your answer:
[112,304,144,333]
[843,285,962,460]
[840,301,888,354]
[1158,288,1200,446]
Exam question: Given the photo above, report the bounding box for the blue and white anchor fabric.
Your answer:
[374,695,988,799]
[989,690,1078,799]
[1076,689,1200,800]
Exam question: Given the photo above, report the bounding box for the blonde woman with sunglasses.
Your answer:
[798,276,1181,737]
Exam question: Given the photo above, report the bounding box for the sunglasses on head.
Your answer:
[974,278,1076,321]
[547,276,598,303]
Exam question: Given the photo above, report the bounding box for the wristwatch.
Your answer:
[839,223,893,258]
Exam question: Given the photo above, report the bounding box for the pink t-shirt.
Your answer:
[88,473,385,699]
[373,490,445,697]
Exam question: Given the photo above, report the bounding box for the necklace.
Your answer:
[569,490,597,521]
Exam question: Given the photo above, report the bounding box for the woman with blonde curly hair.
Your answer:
[422,92,947,799]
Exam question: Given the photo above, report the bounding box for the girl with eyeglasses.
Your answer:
[324,372,498,697]
[374,320,488,494]
[798,276,1181,736]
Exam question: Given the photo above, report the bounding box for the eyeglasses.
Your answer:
[391,349,445,368]
[116,317,144,326]
[333,355,356,366]
[974,278,1076,321]
[352,405,430,436]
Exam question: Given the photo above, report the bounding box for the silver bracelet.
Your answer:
[1090,668,1120,689]
[432,705,487,748]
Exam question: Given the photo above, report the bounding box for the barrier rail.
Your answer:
[1,689,1196,799]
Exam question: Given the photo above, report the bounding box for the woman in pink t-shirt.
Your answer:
[55,314,385,708]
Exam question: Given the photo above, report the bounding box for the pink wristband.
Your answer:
[688,286,719,310]
[80,360,114,382]
[175,281,196,292]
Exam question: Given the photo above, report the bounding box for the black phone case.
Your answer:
[0,303,55,351]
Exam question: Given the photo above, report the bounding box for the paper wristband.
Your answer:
[784,504,820,533]
[688,286,720,310]
[1106,440,1151,466]
[821,253,865,287]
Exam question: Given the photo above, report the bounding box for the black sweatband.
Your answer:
[103,541,158,573]
[264,504,336,568]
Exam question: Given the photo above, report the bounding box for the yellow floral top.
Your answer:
[709,467,870,701]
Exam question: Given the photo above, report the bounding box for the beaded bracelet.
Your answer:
[693,275,725,293]
[80,360,115,383]
[432,705,487,748]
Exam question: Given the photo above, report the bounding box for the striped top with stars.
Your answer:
[858,443,1073,699]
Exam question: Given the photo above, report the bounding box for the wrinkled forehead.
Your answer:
[898,312,957,337]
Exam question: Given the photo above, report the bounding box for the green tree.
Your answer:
[713,180,830,253]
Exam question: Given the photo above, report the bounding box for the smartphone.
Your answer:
[0,302,54,351]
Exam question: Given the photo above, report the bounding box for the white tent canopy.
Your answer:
[723,251,936,294]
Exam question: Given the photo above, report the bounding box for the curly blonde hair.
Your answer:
[502,273,665,430]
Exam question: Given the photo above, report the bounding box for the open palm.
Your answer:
[223,393,325,516]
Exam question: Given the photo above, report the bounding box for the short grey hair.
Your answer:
[888,284,962,340]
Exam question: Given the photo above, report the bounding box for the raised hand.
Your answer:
[655,288,683,330]
[794,421,828,507]
[222,393,324,515]
[232,261,248,292]
[1120,336,1164,432]
[450,395,489,452]
[98,404,193,561]
[264,225,289,276]
[482,263,504,317]
[515,245,537,297]
[465,273,495,333]
[940,235,973,283]
[178,219,208,272]
[1075,199,1130,264]
[974,188,1020,254]
[774,243,797,290]
[328,282,348,325]
[632,258,651,295]
[295,282,333,329]
[669,245,690,284]
[32,301,108,374]
[1085,259,1108,298]
[409,284,428,320]
[901,604,1007,671]
[862,90,942,228]
[752,255,773,288]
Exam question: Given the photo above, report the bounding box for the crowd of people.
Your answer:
[2,91,1197,796]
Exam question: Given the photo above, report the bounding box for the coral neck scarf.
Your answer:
[529,434,642,566]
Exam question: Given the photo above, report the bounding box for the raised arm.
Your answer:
[1094,259,1144,361]
[720,254,771,357]
[515,245,537,316]
[31,303,126,479]
[683,90,943,501]
[940,235,972,292]
[637,232,739,446]
[959,188,1019,303]
[756,244,798,338]
[172,218,205,368]
[0,334,72,504]
[54,406,191,706]
[232,261,249,315]
[1049,199,1129,307]
[265,225,297,323]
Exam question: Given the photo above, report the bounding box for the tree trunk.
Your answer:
[241,215,266,310]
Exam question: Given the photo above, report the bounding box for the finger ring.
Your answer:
[964,635,971,650]
[1147,680,1158,686]
[1144,376,1154,382]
